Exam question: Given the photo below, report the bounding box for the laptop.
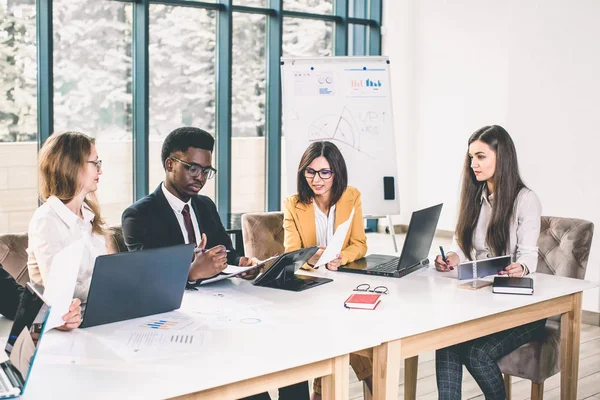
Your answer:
[1,283,50,399]
[80,243,195,328]
[338,203,443,278]
[253,246,333,292]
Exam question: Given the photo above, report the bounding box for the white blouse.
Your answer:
[450,187,542,273]
[314,203,336,247]
[27,196,107,301]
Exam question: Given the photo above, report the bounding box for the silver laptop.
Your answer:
[1,284,50,399]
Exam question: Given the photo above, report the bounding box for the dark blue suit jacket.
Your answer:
[121,184,240,265]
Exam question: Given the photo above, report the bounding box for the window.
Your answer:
[22,0,381,234]
[148,4,217,200]
[282,18,333,57]
[284,0,333,14]
[231,12,266,214]
[53,0,133,227]
[0,0,37,233]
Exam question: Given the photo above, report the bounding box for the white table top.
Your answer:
[3,267,596,400]
[14,278,382,400]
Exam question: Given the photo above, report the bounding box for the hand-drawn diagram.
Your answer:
[307,106,386,158]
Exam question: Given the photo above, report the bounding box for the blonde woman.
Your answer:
[27,132,116,301]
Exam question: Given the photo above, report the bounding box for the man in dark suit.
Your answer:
[1,265,82,329]
[121,127,252,282]
[121,127,309,400]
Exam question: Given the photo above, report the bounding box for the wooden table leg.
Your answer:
[372,340,402,400]
[322,354,350,400]
[560,292,582,399]
[404,356,418,400]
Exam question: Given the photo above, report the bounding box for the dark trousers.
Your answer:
[436,319,546,400]
[242,381,309,400]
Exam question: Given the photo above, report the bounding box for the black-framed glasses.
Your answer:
[304,167,333,180]
[353,284,389,295]
[86,160,103,171]
[170,157,217,179]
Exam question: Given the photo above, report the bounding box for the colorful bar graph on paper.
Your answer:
[144,320,179,330]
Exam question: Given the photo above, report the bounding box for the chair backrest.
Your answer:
[108,225,128,253]
[537,216,594,279]
[241,212,285,260]
[0,233,29,286]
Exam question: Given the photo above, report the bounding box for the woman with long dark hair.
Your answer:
[434,125,544,399]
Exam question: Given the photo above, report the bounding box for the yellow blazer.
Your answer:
[283,186,367,268]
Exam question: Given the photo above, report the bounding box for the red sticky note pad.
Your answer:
[344,293,381,310]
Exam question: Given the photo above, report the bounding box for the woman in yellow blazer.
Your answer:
[283,141,367,270]
[283,141,370,399]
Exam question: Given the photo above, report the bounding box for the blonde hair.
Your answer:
[38,131,106,235]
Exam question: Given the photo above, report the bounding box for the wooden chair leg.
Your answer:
[531,382,544,400]
[504,374,511,400]
[404,356,418,400]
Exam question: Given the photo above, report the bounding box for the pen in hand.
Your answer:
[439,246,453,270]
[194,248,231,254]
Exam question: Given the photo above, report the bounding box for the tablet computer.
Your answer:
[457,255,511,280]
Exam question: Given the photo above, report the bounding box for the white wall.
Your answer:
[383,0,600,312]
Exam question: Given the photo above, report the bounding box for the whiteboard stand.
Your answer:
[387,215,398,253]
[365,215,398,253]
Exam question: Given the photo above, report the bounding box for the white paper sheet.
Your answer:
[43,240,84,331]
[315,208,355,267]
[181,287,272,313]
[95,311,208,361]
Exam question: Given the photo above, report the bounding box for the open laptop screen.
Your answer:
[5,285,49,383]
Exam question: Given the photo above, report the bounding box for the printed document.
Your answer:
[315,208,355,267]
[43,240,84,331]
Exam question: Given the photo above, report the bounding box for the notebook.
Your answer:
[343,293,382,310]
[492,277,534,295]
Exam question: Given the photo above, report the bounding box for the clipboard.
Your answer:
[457,255,512,281]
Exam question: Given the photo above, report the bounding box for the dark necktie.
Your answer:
[181,204,197,245]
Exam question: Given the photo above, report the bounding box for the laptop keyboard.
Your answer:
[370,257,400,273]
[0,366,18,396]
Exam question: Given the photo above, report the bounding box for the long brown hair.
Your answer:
[38,132,107,235]
[455,125,526,260]
[296,141,348,208]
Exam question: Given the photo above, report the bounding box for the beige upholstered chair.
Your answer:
[108,226,128,253]
[0,226,126,286]
[0,233,29,286]
[241,212,285,260]
[500,216,595,400]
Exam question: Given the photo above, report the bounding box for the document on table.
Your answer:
[96,311,208,361]
[43,240,84,332]
[315,208,355,267]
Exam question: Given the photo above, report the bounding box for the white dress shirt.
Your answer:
[314,203,336,247]
[450,187,542,273]
[27,196,107,301]
[161,183,201,245]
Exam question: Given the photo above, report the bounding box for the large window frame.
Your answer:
[35,0,382,226]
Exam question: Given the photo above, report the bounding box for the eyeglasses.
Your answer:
[304,167,333,180]
[353,284,389,295]
[169,157,217,179]
[86,160,103,171]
